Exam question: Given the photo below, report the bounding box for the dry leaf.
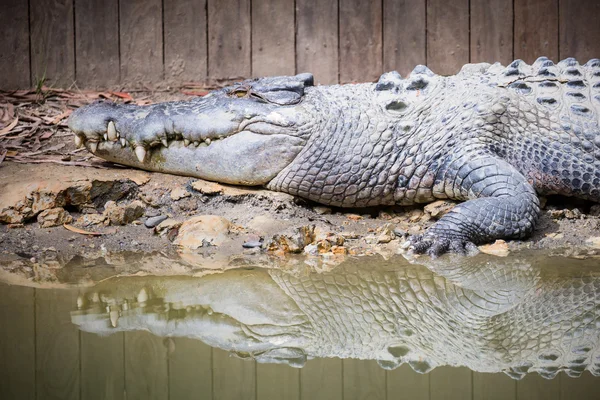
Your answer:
[51,109,72,125]
[63,224,104,236]
[0,116,19,136]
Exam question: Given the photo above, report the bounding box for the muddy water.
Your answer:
[1,252,600,399]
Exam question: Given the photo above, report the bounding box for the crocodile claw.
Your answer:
[408,234,479,258]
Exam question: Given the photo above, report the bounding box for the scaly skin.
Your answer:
[70,254,600,379]
[68,58,600,255]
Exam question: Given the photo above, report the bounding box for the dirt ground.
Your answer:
[2,87,600,285]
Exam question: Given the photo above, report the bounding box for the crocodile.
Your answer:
[68,57,600,256]
[70,253,600,379]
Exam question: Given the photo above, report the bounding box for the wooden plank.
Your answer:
[75,0,120,88]
[426,0,470,75]
[343,359,386,400]
[213,347,256,400]
[387,364,429,400]
[473,373,516,400]
[208,0,251,79]
[35,288,80,400]
[470,0,514,65]
[119,0,163,86]
[252,0,295,77]
[257,363,300,400]
[430,367,473,400]
[516,373,559,400]
[81,331,125,400]
[164,0,207,84]
[339,0,383,83]
[30,0,75,87]
[559,0,600,62]
[0,0,30,89]
[124,331,168,400]
[168,338,212,400]
[383,0,426,77]
[301,358,342,400]
[559,372,600,400]
[514,0,559,63]
[296,0,338,84]
[0,283,35,400]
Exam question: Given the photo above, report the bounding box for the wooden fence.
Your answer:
[1,0,600,90]
[2,283,600,400]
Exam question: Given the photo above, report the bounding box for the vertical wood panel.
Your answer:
[30,0,75,87]
[470,0,514,64]
[430,367,473,400]
[427,0,470,75]
[213,348,256,400]
[119,0,163,86]
[559,0,600,62]
[0,0,30,88]
[387,364,429,400]
[559,373,600,400]
[301,358,343,400]
[0,284,35,400]
[168,338,213,400]
[339,0,383,83]
[257,363,300,400]
[208,0,251,78]
[35,289,80,400]
[514,0,559,63]
[383,0,426,77]
[252,0,295,77]
[164,0,207,83]
[343,359,386,400]
[473,373,516,400]
[124,331,168,400]
[516,373,559,400]
[296,0,339,84]
[75,0,120,88]
[81,331,125,400]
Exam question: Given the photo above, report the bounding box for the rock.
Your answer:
[242,240,263,249]
[331,245,347,255]
[144,215,168,228]
[191,180,224,195]
[313,206,332,215]
[316,240,332,253]
[170,187,191,201]
[376,223,396,243]
[266,225,316,254]
[340,231,360,240]
[346,214,363,221]
[393,228,408,238]
[37,208,72,228]
[548,209,565,219]
[564,208,583,219]
[590,204,600,217]
[408,209,425,223]
[103,200,145,225]
[424,200,457,219]
[174,215,231,249]
[154,218,183,236]
[479,240,509,257]
[76,213,107,226]
[545,232,564,239]
[585,237,600,249]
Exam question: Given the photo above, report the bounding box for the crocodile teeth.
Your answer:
[74,135,83,148]
[103,133,108,141]
[109,310,120,328]
[107,121,118,141]
[205,138,211,145]
[137,288,148,303]
[193,141,200,147]
[135,146,147,163]
[161,138,168,147]
[183,139,190,147]
[76,295,84,309]
[120,138,127,147]
[89,142,98,153]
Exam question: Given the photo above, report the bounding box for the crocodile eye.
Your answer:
[232,90,247,98]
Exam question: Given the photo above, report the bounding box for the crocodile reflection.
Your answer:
[70,254,600,379]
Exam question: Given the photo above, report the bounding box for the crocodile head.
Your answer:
[68,74,315,186]
[68,69,441,205]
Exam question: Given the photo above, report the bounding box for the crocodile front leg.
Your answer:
[409,156,541,256]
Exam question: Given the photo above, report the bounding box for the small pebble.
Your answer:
[145,215,168,228]
[242,241,263,249]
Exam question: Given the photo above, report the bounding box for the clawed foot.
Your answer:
[405,234,479,258]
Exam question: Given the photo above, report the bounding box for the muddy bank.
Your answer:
[2,159,600,285]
